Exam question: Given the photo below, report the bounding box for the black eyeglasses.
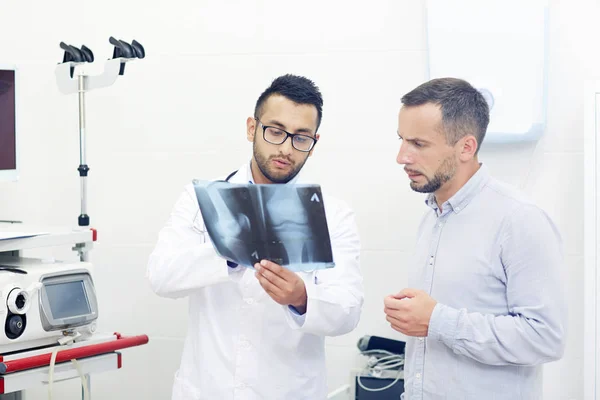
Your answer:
[255,118,317,152]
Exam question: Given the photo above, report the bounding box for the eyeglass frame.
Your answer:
[254,118,318,153]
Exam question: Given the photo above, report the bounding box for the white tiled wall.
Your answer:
[0,0,595,398]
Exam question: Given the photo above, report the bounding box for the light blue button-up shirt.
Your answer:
[402,164,567,400]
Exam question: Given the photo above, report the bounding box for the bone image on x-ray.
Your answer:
[193,180,334,270]
[208,187,258,266]
[263,187,315,265]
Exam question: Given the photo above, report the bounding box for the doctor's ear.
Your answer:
[309,133,321,157]
[247,117,257,142]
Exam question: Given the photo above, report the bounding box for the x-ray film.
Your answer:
[192,180,335,272]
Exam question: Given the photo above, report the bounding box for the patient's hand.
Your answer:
[255,259,308,314]
[384,288,437,337]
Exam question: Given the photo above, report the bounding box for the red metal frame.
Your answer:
[0,334,148,374]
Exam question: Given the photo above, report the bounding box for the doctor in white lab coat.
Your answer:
[147,74,364,400]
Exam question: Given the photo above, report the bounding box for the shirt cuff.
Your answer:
[288,305,306,316]
[428,303,460,349]
[284,275,315,329]
[285,305,307,326]
[223,260,245,283]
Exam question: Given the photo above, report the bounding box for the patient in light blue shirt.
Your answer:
[385,77,567,400]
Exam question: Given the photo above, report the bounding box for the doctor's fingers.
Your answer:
[255,264,287,288]
[255,271,285,296]
[258,259,284,275]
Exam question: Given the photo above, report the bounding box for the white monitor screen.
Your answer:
[0,68,16,181]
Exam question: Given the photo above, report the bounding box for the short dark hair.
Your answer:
[401,78,490,152]
[254,74,323,131]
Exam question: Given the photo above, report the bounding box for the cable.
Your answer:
[47,347,59,400]
[70,358,89,400]
[47,332,88,400]
[356,350,405,393]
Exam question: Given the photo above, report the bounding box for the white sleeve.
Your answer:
[146,185,243,299]
[284,199,364,336]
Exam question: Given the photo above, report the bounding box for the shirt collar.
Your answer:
[425,163,490,214]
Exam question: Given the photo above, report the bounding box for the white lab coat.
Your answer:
[146,162,364,400]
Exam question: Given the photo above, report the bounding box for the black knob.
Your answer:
[79,214,90,226]
[6,315,24,337]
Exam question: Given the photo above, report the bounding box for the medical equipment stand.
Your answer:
[55,37,145,263]
[54,37,145,400]
[0,38,147,400]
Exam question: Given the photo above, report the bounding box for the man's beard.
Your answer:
[253,140,308,184]
[409,156,456,193]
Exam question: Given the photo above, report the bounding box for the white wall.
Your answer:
[0,0,594,398]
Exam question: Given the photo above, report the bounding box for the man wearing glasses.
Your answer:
[147,74,364,400]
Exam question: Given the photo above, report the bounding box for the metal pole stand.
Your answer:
[53,37,145,400]
[55,37,145,233]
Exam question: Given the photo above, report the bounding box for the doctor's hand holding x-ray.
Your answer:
[255,259,308,314]
[203,186,311,313]
[254,186,322,314]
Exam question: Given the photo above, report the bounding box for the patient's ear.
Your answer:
[247,117,257,142]
[458,135,478,161]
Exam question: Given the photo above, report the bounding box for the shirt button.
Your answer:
[244,298,254,305]
[415,373,422,379]
[235,382,246,389]
[419,337,424,342]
